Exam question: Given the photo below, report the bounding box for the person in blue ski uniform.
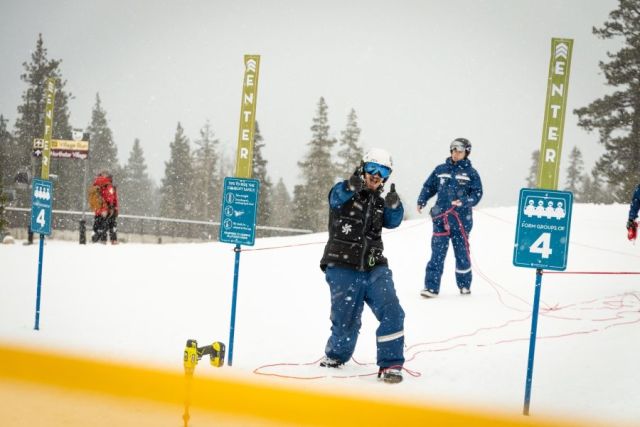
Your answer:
[627,184,640,241]
[417,138,483,297]
[319,148,406,384]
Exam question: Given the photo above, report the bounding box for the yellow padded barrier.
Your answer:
[0,344,582,426]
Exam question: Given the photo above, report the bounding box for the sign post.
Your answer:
[517,37,573,416]
[220,55,261,366]
[31,178,53,330]
[537,38,573,190]
[514,188,573,415]
[220,177,260,366]
[33,77,56,330]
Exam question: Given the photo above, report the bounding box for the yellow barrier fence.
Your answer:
[0,344,583,426]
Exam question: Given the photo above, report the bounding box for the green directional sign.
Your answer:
[234,55,261,179]
[41,78,56,180]
[537,38,573,190]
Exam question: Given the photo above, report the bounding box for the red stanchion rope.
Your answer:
[250,208,640,381]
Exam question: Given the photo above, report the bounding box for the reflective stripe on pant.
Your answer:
[425,213,472,292]
[324,266,405,368]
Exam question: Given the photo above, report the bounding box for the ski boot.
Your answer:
[378,366,403,384]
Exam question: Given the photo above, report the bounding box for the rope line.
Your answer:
[249,208,640,381]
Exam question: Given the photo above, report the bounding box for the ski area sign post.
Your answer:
[221,55,261,366]
[516,38,573,417]
[33,77,56,331]
[537,38,573,190]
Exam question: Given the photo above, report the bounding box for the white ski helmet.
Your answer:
[362,147,393,169]
[361,148,393,182]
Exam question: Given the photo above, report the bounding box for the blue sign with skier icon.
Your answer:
[30,178,54,235]
[513,188,573,271]
[219,177,260,246]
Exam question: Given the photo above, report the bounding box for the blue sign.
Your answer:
[219,177,260,246]
[513,188,573,271]
[30,178,54,235]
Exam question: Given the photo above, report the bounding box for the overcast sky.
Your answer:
[0,0,623,211]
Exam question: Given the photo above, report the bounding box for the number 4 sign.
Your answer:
[30,178,53,236]
[513,188,573,271]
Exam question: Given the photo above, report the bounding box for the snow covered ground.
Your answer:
[1,203,639,425]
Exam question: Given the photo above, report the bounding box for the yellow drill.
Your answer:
[183,339,226,374]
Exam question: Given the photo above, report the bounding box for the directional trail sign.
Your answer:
[30,178,54,236]
[513,188,573,271]
[219,177,260,246]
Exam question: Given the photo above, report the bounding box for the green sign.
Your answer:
[537,38,573,190]
[41,78,56,180]
[234,55,261,178]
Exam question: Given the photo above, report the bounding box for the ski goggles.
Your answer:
[450,141,467,152]
[363,162,392,179]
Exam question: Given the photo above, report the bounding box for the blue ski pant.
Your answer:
[424,212,472,293]
[324,266,405,368]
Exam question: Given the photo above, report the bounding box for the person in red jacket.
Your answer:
[91,172,119,244]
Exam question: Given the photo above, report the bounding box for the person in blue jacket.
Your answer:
[417,138,483,297]
[627,184,640,240]
[319,148,406,384]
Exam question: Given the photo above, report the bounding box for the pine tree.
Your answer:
[0,115,14,185]
[160,123,194,234]
[525,150,540,188]
[574,1,640,201]
[0,182,6,236]
[336,109,364,177]
[13,34,73,209]
[290,184,309,231]
[120,138,154,216]
[580,173,595,203]
[252,121,273,233]
[192,120,221,226]
[0,116,11,233]
[580,169,610,203]
[86,93,119,180]
[270,178,293,230]
[564,146,584,195]
[291,97,337,232]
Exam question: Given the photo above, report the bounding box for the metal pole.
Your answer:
[523,268,543,415]
[79,158,88,244]
[227,244,242,366]
[34,234,45,330]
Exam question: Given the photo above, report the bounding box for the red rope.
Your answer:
[248,208,640,381]
[253,357,422,380]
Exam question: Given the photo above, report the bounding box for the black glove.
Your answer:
[627,219,637,230]
[384,183,400,208]
[348,168,363,192]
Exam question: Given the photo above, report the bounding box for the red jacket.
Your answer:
[93,175,119,216]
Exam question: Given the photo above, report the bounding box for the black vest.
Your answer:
[320,188,387,272]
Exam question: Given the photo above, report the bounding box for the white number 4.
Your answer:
[529,232,552,258]
[36,209,46,227]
